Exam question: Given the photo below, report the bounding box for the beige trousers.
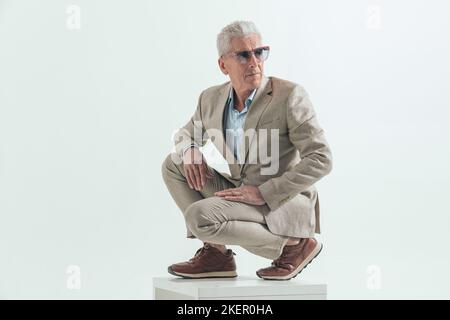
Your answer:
[161,154,289,260]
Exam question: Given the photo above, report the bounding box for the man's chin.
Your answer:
[246,74,262,87]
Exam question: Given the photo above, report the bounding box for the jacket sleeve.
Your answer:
[174,91,209,158]
[258,85,333,211]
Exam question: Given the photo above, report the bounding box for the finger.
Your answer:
[183,166,191,188]
[215,190,231,196]
[192,165,201,190]
[216,190,241,197]
[224,195,245,202]
[215,188,235,195]
[185,167,195,189]
[190,167,199,190]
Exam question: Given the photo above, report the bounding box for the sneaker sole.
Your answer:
[257,242,323,281]
[168,267,237,279]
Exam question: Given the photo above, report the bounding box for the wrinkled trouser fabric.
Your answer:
[161,153,289,260]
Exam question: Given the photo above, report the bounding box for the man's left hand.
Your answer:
[215,185,266,205]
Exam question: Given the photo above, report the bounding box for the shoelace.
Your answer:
[272,256,292,270]
[188,244,235,263]
[188,245,209,263]
[272,241,305,270]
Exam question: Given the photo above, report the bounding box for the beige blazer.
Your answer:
[175,76,333,238]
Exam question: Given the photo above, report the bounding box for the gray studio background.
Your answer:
[1,0,449,299]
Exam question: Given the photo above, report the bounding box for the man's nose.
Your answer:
[248,52,259,66]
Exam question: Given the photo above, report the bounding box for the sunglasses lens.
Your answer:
[252,48,269,61]
[233,47,270,63]
[237,51,250,61]
[260,47,269,60]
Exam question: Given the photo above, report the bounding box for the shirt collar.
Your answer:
[228,88,257,111]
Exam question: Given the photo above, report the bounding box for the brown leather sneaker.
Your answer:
[256,238,322,280]
[168,243,237,279]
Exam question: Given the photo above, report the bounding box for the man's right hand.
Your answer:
[182,147,214,191]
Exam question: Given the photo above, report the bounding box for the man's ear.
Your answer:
[218,58,228,75]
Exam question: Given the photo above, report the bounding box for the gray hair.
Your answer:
[216,21,262,57]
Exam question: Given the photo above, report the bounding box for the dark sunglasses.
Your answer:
[225,46,270,64]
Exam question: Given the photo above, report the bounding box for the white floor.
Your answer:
[153,276,327,300]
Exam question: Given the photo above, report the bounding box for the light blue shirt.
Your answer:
[224,88,257,164]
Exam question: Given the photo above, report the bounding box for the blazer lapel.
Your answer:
[209,77,273,179]
[240,76,273,173]
[209,82,241,179]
